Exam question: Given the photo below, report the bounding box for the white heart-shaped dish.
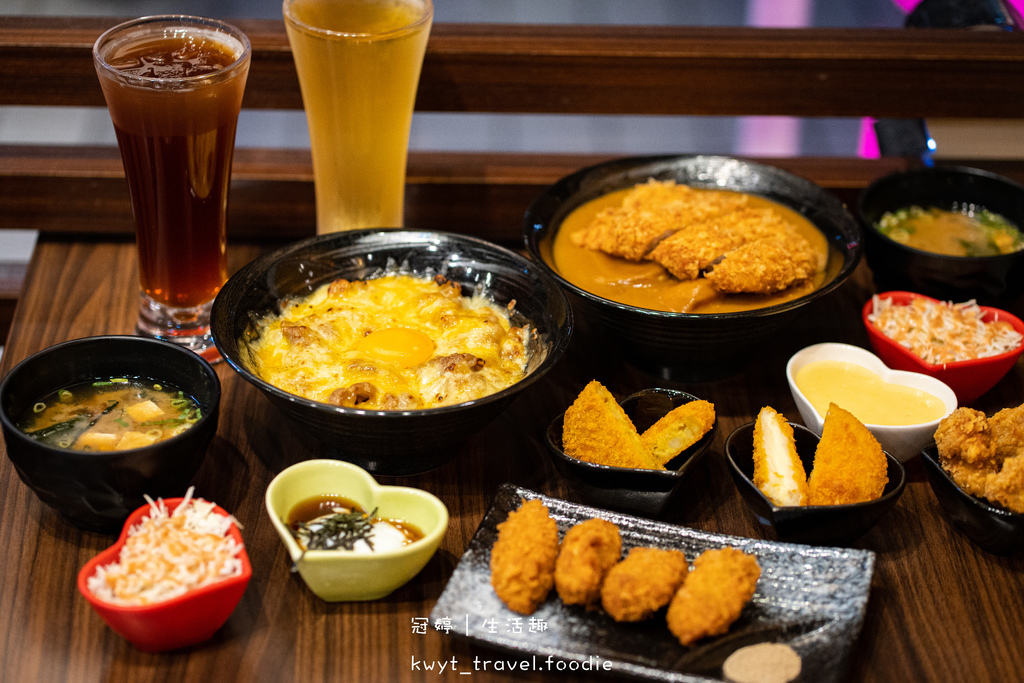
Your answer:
[785,343,957,462]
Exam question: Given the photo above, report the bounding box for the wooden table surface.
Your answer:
[1,236,1022,683]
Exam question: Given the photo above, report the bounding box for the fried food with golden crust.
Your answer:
[984,454,1024,514]
[562,380,663,470]
[807,403,888,506]
[490,499,560,614]
[599,547,689,622]
[666,548,760,646]
[990,404,1024,461]
[704,235,818,294]
[640,400,716,466]
[646,207,792,281]
[934,407,997,497]
[753,406,809,507]
[554,519,622,608]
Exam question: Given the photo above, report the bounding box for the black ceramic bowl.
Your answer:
[0,336,220,532]
[545,388,717,517]
[725,421,906,545]
[524,155,862,375]
[921,444,1024,555]
[211,229,572,476]
[858,165,1024,315]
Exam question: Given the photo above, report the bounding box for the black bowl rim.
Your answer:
[545,387,718,480]
[857,164,1024,263]
[0,334,221,461]
[724,420,907,512]
[212,228,573,419]
[523,153,863,321]
[920,443,1024,521]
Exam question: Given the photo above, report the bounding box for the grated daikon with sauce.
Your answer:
[87,488,243,605]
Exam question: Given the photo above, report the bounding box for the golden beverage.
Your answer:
[283,0,432,233]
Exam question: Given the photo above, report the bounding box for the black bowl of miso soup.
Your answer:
[0,335,220,532]
[859,165,1024,316]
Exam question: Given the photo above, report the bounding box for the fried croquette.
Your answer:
[490,499,560,614]
[666,548,760,647]
[753,406,809,507]
[554,519,622,607]
[935,404,1024,513]
[704,236,818,294]
[599,547,689,622]
[807,403,888,506]
[641,400,716,466]
[562,380,663,470]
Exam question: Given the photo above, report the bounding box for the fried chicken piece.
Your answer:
[752,406,809,507]
[562,380,663,470]
[989,404,1024,461]
[666,548,760,647]
[807,403,888,506]
[704,235,818,294]
[647,207,791,280]
[554,519,622,608]
[490,499,560,614]
[640,400,716,466]
[984,454,1024,514]
[934,407,997,497]
[599,547,688,622]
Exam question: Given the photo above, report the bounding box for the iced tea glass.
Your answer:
[93,16,251,361]
[283,0,432,234]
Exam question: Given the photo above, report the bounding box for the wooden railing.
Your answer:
[2,18,1024,243]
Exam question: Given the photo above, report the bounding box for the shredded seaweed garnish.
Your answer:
[287,507,378,570]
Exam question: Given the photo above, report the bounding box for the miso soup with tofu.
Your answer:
[15,378,201,451]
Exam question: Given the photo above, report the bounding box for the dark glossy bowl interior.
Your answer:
[545,388,717,517]
[858,165,1024,316]
[725,421,906,545]
[0,336,220,533]
[524,155,862,376]
[921,444,1024,555]
[211,229,572,476]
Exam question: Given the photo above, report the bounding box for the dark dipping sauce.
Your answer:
[287,494,424,551]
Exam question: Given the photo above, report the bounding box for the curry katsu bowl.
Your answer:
[524,155,862,374]
[858,165,1024,314]
[211,229,572,475]
[0,335,220,532]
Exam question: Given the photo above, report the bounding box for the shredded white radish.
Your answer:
[87,487,243,606]
[868,295,1023,366]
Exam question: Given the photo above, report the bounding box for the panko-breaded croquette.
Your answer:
[600,547,689,622]
[753,407,809,507]
[704,236,818,295]
[808,403,888,506]
[641,400,716,466]
[666,548,760,647]
[554,519,622,608]
[562,380,663,470]
[490,499,560,614]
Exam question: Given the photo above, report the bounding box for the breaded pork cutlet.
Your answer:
[666,548,760,647]
[554,518,622,608]
[600,547,688,622]
[646,207,792,281]
[562,380,662,470]
[807,403,888,506]
[640,400,716,466]
[490,499,560,614]
[704,235,818,294]
[752,406,808,507]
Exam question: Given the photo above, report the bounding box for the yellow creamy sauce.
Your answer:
[795,360,946,426]
[546,187,836,314]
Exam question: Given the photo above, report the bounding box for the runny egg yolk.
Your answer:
[355,327,435,368]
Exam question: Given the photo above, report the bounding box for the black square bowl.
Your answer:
[725,421,906,545]
[545,388,717,517]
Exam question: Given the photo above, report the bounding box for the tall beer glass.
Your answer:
[93,16,251,361]
[283,0,432,233]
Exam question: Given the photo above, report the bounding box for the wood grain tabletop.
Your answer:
[0,236,1022,683]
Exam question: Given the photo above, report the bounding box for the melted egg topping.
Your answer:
[245,274,531,410]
